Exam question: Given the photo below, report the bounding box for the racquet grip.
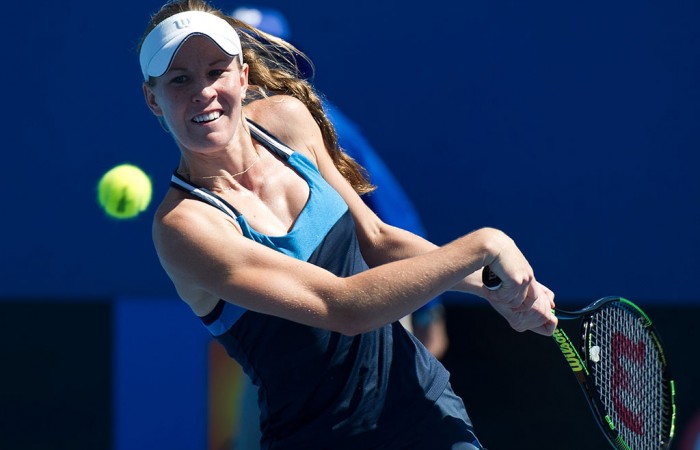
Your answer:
[482,265,503,290]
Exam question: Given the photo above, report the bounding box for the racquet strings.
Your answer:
[585,303,671,449]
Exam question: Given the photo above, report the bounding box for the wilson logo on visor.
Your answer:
[174,18,192,29]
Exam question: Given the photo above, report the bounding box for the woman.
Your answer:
[139,1,557,448]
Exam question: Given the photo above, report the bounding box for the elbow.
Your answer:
[338,328,362,337]
[321,278,382,336]
[329,308,377,337]
[333,312,370,337]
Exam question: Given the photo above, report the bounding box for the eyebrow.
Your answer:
[168,58,233,72]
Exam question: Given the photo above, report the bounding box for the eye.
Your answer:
[169,75,188,84]
[209,69,226,78]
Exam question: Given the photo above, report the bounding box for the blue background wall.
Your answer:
[3,0,699,303]
[2,1,699,449]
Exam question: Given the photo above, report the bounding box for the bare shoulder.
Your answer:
[244,94,313,126]
[244,94,323,159]
[152,189,240,314]
[153,189,240,261]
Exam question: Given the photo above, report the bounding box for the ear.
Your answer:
[143,83,163,116]
[239,63,249,99]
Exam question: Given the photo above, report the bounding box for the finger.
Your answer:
[519,298,558,333]
[531,310,558,336]
[506,288,529,310]
[507,277,535,307]
[539,283,556,309]
[512,292,537,312]
[530,323,555,336]
[486,284,527,308]
[512,281,543,312]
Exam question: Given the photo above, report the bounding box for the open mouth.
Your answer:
[192,111,222,124]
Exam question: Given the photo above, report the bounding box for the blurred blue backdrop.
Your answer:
[4,0,699,304]
[3,1,700,449]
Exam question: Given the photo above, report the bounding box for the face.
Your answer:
[143,35,248,153]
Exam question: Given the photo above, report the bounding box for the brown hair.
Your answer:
[138,0,374,195]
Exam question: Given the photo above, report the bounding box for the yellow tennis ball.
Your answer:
[97,164,153,219]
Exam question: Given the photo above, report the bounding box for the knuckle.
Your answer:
[509,318,526,332]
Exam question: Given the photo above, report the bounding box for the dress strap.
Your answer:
[170,170,241,219]
[246,118,294,158]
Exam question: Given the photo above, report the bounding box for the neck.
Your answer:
[178,144,262,192]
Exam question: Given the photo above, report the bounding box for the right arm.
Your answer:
[153,198,552,336]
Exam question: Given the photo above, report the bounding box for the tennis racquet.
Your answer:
[482,266,676,450]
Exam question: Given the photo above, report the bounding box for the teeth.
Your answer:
[193,111,221,123]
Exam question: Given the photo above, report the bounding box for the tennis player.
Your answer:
[138,1,557,448]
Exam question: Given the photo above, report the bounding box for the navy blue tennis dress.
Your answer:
[170,119,482,449]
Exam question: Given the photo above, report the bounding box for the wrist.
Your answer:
[473,227,509,267]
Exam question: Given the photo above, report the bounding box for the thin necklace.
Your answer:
[197,149,261,187]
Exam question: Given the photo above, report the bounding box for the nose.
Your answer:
[191,79,216,103]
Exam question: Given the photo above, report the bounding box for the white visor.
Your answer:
[139,11,243,81]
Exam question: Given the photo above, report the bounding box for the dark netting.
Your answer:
[586,304,671,450]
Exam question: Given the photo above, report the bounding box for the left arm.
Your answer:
[257,96,555,334]
[264,97,491,296]
[349,217,489,296]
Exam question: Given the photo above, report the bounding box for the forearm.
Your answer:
[359,222,491,298]
[359,222,437,267]
[451,270,493,298]
[338,227,504,334]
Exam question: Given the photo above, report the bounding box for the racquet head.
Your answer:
[569,297,676,450]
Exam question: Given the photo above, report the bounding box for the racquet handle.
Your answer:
[482,265,503,290]
[482,265,579,318]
